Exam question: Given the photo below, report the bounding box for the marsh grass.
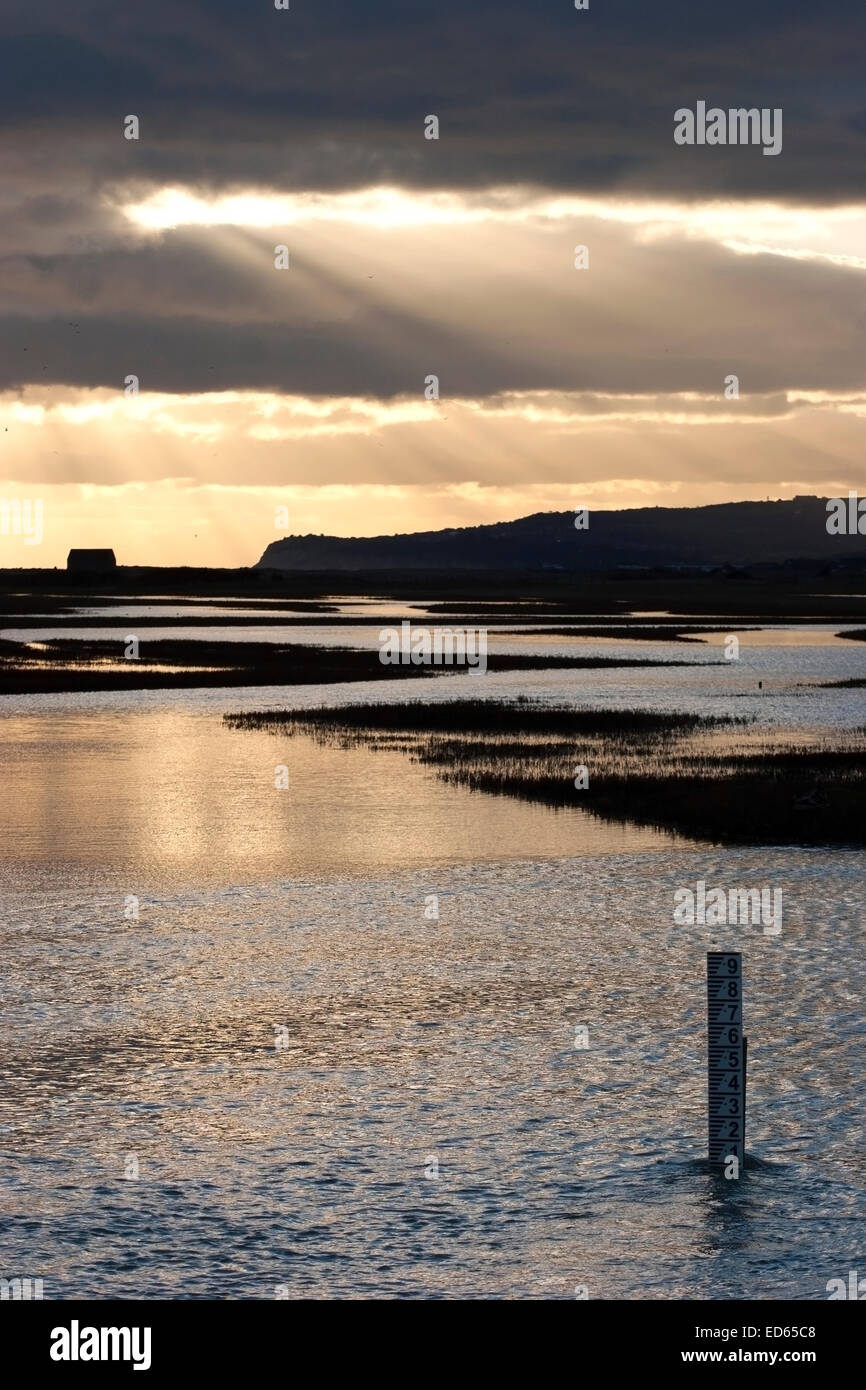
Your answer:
[225,699,724,737]
[225,698,866,845]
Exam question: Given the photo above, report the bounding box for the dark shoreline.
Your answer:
[3,563,866,620]
[0,637,716,695]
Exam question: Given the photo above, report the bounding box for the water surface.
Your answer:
[1,623,863,1299]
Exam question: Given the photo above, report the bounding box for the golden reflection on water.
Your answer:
[0,708,676,886]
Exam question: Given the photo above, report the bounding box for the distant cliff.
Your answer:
[256,496,866,572]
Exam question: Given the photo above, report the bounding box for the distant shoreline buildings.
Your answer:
[67,549,116,573]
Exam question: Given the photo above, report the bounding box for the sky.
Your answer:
[1,0,866,567]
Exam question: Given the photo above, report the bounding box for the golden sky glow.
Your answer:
[3,382,866,566]
[3,183,866,566]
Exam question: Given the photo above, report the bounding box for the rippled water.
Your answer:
[1,625,864,1299]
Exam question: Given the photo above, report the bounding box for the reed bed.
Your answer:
[225,698,866,845]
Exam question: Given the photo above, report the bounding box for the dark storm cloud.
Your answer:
[0,0,863,198]
[1,0,864,404]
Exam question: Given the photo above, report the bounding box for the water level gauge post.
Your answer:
[707,951,745,1170]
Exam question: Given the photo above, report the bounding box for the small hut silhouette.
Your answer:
[67,548,116,573]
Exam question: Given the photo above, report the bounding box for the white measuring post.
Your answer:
[707,951,746,1170]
